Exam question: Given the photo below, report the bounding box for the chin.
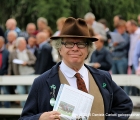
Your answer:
[69,59,82,64]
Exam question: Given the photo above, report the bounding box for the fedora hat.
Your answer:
[50,17,98,42]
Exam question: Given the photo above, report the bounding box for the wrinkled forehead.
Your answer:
[62,37,87,42]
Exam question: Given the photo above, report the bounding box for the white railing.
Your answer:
[0,75,140,119]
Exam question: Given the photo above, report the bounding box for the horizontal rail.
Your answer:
[0,75,140,86]
[0,108,22,115]
[0,94,28,101]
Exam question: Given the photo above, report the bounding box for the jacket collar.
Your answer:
[46,62,106,87]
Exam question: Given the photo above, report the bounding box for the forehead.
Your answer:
[62,37,86,42]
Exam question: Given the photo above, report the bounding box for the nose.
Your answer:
[72,44,79,50]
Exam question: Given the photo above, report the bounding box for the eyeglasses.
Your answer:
[61,41,88,48]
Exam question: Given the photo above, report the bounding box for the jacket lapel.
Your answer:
[45,63,61,99]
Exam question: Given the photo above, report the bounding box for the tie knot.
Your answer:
[75,73,81,78]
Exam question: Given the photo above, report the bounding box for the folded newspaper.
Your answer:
[53,84,94,120]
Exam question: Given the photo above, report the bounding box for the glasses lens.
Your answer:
[65,42,74,48]
[62,42,87,48]
[77,42,87,48]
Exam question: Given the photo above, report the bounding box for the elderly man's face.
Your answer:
[59,38,88,67]
[18,40,27,51]
[85,18,94,26]
[26,24,36,35]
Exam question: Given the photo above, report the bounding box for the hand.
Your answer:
[113,42,119,47]
[93,63,101,68]
[22,62,27,66]
[39,111,60,120]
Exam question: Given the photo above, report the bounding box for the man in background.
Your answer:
[90,34,112,71]
[84,12,106,41]
[19,23,37,41]
[5,18,21,43]
[126,20,140,95]
[35,32,55,74]
[0,36,10,108]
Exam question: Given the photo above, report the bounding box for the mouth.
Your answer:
[69,54,81,57]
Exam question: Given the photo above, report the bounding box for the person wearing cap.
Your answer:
[19,17,133,120]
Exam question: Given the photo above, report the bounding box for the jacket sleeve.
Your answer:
[99,51,112,71]
[106,73,133,120]
[26,50,36,66]
[7,52,13,75]
[19,79,42,120]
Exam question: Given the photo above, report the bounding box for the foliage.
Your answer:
[0,0,140,31]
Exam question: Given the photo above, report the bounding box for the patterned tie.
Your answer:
[75,73,88,93]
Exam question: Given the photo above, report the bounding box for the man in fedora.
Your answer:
[20,17,133,120]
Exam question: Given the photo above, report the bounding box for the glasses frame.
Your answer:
[61,41,88,48]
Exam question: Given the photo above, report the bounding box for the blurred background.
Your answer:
[0,0,140,120]
[0,0,140,31]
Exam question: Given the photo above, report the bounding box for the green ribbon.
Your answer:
[50,84,56,89]
[103,83,107,88]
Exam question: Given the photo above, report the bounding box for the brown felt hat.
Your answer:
[50,17,98,42]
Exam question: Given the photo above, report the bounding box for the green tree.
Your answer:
[1,0,140,31]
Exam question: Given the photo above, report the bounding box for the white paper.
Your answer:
[53,84,94,120]
[13,59,24,64]
[109,32,125,43]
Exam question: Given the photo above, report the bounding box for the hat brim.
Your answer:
[50,35,98,42]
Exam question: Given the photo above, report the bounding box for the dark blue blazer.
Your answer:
[34,43,56,74]
[20,62,133,120]
[0,49,9,75]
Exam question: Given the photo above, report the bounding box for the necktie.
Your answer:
[75,73,88,93]
[0,52,2,68]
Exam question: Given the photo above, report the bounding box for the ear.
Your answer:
[58,48,61,52]
[58,48,62,55]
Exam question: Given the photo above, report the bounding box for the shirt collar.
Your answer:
[60,60,87,78]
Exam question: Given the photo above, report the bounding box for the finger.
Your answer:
[50,114,60,119]
[51,111,61,115]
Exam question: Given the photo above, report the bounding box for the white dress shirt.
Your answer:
[60,61,89,91]
[129,28,140,66]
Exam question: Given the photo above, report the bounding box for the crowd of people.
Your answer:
[0,12,140,108]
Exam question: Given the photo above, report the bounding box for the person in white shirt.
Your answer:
[126,20,140,95]
[126,20,140,73]
[84,12,107,41]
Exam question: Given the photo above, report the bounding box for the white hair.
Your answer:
[16,37,26,47]
[37,17,48,25]
[84,12,95,20]
[8,30,18,38]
